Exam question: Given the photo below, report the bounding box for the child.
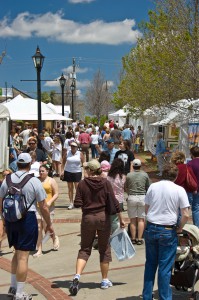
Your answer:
[100,160,111,178]
[52,136,62,176]
[134,134,140,153]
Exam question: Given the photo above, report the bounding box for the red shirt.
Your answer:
[78,132,91,144]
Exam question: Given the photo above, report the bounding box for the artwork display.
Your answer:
[188,124,199,147]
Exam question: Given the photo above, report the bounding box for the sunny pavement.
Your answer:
[0,152,198,299]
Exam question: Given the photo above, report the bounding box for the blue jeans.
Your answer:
[142,223,177,300]
[187,192,199,227]
[91,144,99,158]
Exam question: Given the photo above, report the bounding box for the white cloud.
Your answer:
[68,0,95,3]
[0,11,141,45]
[44,77,90,89]
[62,66,89,74]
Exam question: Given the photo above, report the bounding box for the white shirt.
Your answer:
[41,137,54,153]
[65,150,82,173]
[91,134,99,145]
[145,180,189,225]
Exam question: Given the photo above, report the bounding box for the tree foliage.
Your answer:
[113,0,199,114]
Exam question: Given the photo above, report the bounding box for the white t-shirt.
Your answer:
[145,180,189,225]
[91,134,99,145]
[63,138,75,151]
[41,137,54,153]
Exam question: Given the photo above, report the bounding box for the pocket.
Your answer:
[159,230,176,247]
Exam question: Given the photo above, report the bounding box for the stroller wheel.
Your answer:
[190,291,199,300]
[175,285,181,290]
[182,286,188,292]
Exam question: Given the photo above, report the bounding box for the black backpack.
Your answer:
[2,173,35,222]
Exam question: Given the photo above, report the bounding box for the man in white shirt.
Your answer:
[38,133,54,164]
[19,125,32,150]
[142,164,189,300]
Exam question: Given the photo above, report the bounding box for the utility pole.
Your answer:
[70,57,77,119]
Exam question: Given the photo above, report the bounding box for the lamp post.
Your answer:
[70,80,75,120]
[59,73,66,134]
[32,46,45,133]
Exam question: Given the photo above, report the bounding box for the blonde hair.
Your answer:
[171,151,185,164]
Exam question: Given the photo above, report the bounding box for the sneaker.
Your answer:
[8,286,16,297]
[68,204,74,210]
[101,279,113,289]
[69,278,79,296]
[13,292,32,300]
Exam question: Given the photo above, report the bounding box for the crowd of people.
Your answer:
[0,118,198,300]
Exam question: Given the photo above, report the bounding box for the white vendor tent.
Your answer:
[2,95,68,121]
[0,95,70,171]
[47,103,71,119]
[109,108,127,127]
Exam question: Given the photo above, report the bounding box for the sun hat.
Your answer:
[17,153,32,164]
[70,141,78,147]
[132,159,141,167]
[83,159,101,171]
[100,160,111,171]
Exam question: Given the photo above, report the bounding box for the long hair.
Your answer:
[108,158,125,179]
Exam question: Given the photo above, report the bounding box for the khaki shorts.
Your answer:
[36,209,55,222]
[127,195,145,219]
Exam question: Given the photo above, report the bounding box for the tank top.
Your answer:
[65,150,82,173]
[41,177,54,209]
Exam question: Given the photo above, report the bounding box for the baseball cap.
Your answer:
[101,160,111,171]
[83,159,101,171]
[17,153,32,164]
[133,159,141,167]
[70,141,78,147]
[106,138,115,144]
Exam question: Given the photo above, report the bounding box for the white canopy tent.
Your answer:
[2,95,69,121]
[0,95,70,171]
[47,103,71,119]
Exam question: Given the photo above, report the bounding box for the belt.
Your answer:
[147,221,176,229]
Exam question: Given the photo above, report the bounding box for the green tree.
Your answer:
[41,91,51,103]
[114,0,199,113]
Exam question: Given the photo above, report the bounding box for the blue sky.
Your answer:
[0,0,154,99]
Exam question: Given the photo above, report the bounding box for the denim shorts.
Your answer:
[5,212,38,251]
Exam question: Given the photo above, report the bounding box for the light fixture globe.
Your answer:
[32,46,45,69]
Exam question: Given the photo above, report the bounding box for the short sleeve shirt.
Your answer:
[0,171,46,212]
[145,180,190,225]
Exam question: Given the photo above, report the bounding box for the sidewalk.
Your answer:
[0,152,197,299]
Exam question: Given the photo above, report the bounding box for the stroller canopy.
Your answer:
[183,224,199,246]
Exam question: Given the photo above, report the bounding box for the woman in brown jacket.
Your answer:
[69,159,125,296]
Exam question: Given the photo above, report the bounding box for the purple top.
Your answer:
[188,158,199,192]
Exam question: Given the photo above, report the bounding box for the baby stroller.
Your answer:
[170,224,199,300]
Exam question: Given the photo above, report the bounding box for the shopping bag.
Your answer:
[110,228,136,261]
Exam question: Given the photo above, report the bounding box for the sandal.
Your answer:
[53,236,60,251]
[33,252,43,258]
[131,239,137,245]
[136,240,144,245]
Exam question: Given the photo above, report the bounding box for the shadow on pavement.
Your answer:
[53,280,126,291]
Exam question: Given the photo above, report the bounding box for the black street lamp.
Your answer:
[70,80,75,120]
[32,46,45,133]
[59,73,66,134]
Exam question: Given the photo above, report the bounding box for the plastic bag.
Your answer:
[109,228,136,261]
